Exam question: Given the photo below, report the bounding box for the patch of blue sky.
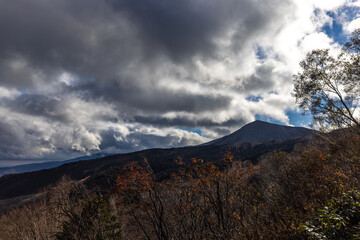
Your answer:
[321,5,360,45]
[255,45,280,62]
[254,114,284,126]
[255,110,312,128]
[246,95,263,102]
[177,127,203,136]
[255,45,267,60]
[286,110,312,127]
[321,11,348,45]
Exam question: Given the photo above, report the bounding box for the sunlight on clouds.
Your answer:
[0,0,358,160]
[350,0,360,7]
[0,87,20,100]
[300,32,336,52]
[312,0,347,11]
[58,72,78,86]
[345,17,360,32]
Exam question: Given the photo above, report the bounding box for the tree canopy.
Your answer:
[293,29,360,131]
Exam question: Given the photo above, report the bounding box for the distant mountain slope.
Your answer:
[0,140,307,201]
[0,153,110,177]
[0,121,315,204]
[205,120,314,145]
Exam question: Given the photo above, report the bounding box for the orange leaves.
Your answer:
[111,146,360,239]
[174,156,185,166]
[233,211,241,220]
[221,151,234,163]
[115,161,154,193]
[179,159,223,188]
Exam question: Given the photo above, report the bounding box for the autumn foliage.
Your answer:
[0,132,359,239]
[111,133,360,239]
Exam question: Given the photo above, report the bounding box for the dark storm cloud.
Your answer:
[241,63,279,93]
[0,0,139,87]
[107,0,221,61]
[117,90,232,113]
[133,115,247,128]
[0,0,294,86]
[107,0,294,61]
[0,118,52,159]
[5,94,68,122]
[0,0,303,161]
[0,122,25,159]
[70,81,232,114]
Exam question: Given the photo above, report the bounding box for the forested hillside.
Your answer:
[0,130,359,239]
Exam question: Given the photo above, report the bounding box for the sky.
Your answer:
[0,0,359,165]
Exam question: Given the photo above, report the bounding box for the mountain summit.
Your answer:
[0,120,315,202]
[205,120,314,145]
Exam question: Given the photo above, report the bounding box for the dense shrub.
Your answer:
[300,189,360,239]
[55,194,122,240]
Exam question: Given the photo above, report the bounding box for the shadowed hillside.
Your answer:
[204,120,314,145]
[0,121,314,202]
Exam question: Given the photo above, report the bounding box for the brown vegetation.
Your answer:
[1,130,358,239]
[111,132,360,239]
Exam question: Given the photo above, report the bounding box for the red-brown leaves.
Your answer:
[115,161,154,193]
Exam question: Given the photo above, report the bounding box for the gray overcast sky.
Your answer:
[0,0,359,164]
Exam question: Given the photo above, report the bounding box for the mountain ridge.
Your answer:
[0,120,315,206]
[204,120,314,146]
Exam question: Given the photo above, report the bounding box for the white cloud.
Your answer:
[350,0,360,7]
[0,87,20,100]
[312,0,347,11]
[345,17,360,32]
[0,0,358,160]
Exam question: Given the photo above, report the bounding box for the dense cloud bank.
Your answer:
[0,0,358,162]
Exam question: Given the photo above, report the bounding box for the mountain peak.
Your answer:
[205,120,314,146]
[244,120,275,126]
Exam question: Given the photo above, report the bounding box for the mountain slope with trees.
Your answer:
[0,122,312,201]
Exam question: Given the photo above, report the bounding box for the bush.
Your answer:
[55,193,122,240]
[300,189,360,239]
